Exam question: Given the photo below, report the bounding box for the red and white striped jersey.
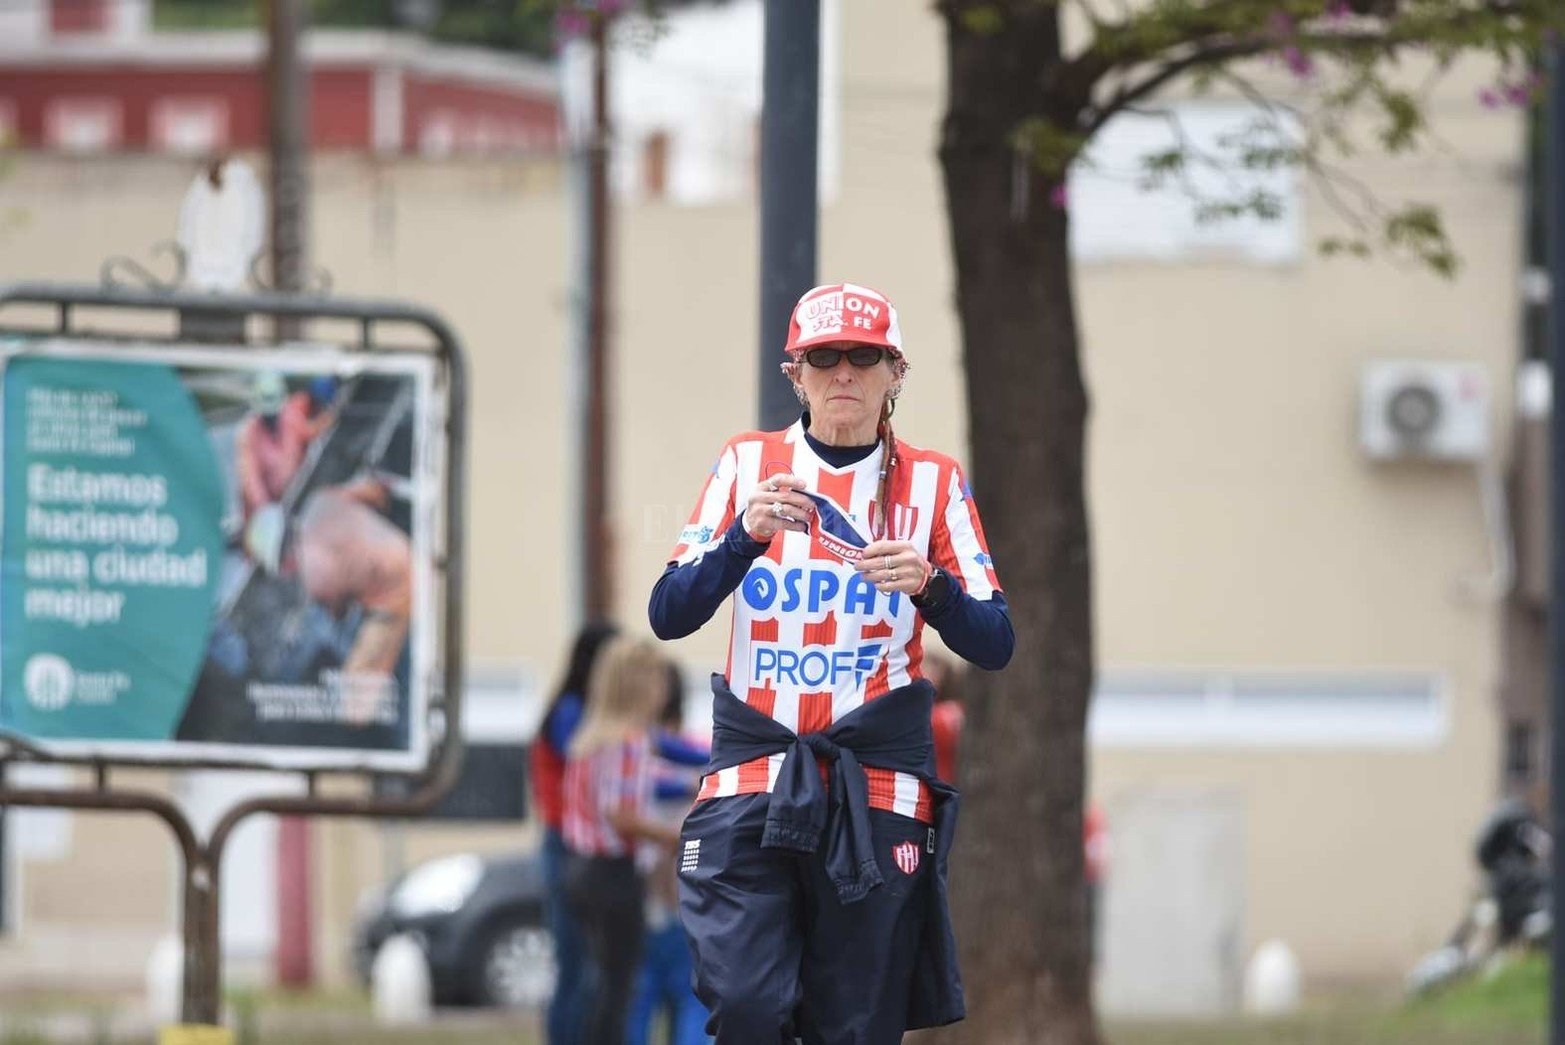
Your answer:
[669,419,1002,824]
[562,735,654,858]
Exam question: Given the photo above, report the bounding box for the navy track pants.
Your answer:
[677,792,934,1045]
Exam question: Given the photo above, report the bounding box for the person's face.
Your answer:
[788,343,900,436]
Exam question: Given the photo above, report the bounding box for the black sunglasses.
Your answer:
[802,345,889,369]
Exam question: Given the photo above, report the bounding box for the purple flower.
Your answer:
[555,8,590,38]
[1327,1,1351,19]
[1503,82,1532,106]
[598,0,630,14]
[1050,183,1068,210]
[1283,45,1315,79]
[1478,87,1501,109]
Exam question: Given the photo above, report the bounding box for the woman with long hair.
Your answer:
[649,283,1013,1043]
[532,621,618,1045]
[562,637,683,1045]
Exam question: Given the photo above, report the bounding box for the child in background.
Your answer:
[562,638,681,1045]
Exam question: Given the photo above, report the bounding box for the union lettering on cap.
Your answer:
[796,291,846,341]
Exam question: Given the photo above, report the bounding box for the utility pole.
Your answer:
[1546,41,1564,1045]
[268,0,311,337]
[757,0,821,429]
[265,0,314,992]
[583,8,615,620]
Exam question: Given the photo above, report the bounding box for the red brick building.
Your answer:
[0,0,561,157]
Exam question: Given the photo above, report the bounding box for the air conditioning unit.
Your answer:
[1360,360,1489,462]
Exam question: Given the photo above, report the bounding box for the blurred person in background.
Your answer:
[628,662,713,1045]
[562,638,684,1045]
[293,478,409,667]
[532,622,620,1045]
[236,371,336,523]
[649,284,1013,1043]
[921,651,964,786]
[534,626,710,1044]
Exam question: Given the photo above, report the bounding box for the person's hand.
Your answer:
[855,540,932,596]
[741,474,815,542]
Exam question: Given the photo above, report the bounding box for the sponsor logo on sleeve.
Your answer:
[679,524,715,546]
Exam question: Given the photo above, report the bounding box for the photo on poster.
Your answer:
[0,339,442,771]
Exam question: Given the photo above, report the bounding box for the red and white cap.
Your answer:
[784,283,904,359]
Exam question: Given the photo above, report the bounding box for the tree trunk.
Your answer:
[932,5,1099,1044]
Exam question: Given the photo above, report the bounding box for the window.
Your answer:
[1089,670,1447,748]
[151,98,229,156]
[45,97,121,154]
[1506,720,1537,784]
[1070,101,1303,265]
[418,111,456,158]
[50,0,108,35]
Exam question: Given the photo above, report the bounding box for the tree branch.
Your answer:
[1074,0,1541,135]
[1082,41,1264,135]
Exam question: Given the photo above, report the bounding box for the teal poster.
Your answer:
[0,342,437,770]
[2,356,222,742]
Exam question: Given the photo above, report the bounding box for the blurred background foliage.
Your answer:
[153,1,557,56]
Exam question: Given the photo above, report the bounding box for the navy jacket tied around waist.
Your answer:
[704,673,966,1028]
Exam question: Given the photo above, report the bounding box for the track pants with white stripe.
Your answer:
[677,792,933,1045]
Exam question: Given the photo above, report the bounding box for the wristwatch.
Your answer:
[911,565,954,609]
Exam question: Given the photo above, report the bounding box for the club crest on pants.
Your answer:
[893,840,920,876]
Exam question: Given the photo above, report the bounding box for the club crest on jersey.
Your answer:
[868,501,921,543]
[893,840,920,876]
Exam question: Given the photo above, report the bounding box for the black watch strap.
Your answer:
[912,566,954,609]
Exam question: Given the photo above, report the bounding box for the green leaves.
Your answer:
[1194,189,1286,224]
[1054,0,1565,277]
[1384,202,1459,277]
[1011,117,1091,178]
[1371,84,1424,153]
[1320,236,1373,258]
[960,5,1005,37]
[1314,205,1458,276]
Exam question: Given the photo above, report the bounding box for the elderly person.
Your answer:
[648,283,1013,1045]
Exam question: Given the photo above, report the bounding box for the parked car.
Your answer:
[352,850,554,1008]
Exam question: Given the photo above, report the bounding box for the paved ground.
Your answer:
[0,959,1545,1045]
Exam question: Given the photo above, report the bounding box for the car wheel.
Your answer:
[478,920,556,1009]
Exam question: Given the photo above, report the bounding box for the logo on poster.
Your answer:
[23,654,75,711]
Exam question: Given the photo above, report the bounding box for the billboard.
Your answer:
[0,338,443,771]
